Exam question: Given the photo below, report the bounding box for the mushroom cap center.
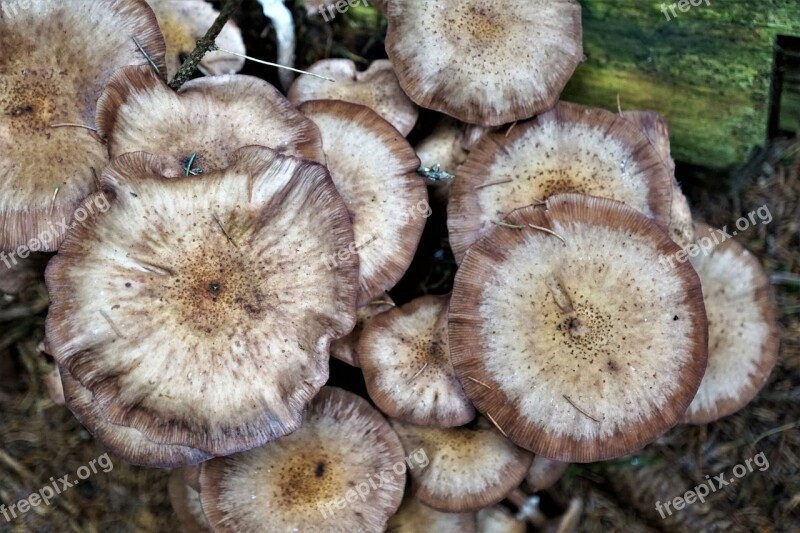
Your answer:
[277,450,344,505]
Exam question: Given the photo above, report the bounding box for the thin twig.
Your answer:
[49,184,61,216]
[563,394,600,423]
[474,178,512,190]
[185,152,198,177]
[133,36,161,76]
[213,214,237,248]
[99,310,125,339]
[485,412,507,437]
[466,376,493,390]
[213,47,335,81]
[505,121,518,137]
[49,123,97,132]
[408,362,428,383]
[492,221,567,245]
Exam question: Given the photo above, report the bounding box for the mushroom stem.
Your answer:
[168,0,244,91]
[506,489,547,528]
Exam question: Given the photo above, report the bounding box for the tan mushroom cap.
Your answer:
[288,59,418,136]
[360,294,475,427]
[0,252,49,294]
[449,194,708,462]
[61,367,212,467]
[200,387,406,533]
[331,295,396,367]
[415,119,469,175]
[387,497,477,533]
[147,0,245,78]
[526,457,569,492]
[477,505,525,533]
[683,223,780,424]
[385,0,582,126]
[391,418,532,512]
[448,102,674,263]
[0,0,166,253]
[299,100,427,305]
[168,471,213,532]
[45,146,358,456]
[97,65,325,177]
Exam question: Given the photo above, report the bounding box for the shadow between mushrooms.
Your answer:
[45,146,358,457]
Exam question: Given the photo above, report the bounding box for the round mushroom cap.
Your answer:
[0,0,166,253]
[168,471,213,532]
[97,65,325,177]
[683,223,780,424]
[289,59,418,136]
[359,294,475,427]
[391,418,533,512]
[415,118,469,176]
[200,387,406,533]
[45,146,358,456]
[447,102,674,263]
[299,100,428,305]
[331,295,396,367]
[477,505,525,533]
[387,497,477,533]
[385,0,583,126]
[526,457,569,492]
[449,193,708,462]
[0,252,49,295]
[147,0,246,78]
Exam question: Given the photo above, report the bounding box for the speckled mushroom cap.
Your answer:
[299,100,427,305]
[683,223,779,424]
[200,387,406,533]
[526,457,569,492]
[447,103,674,263]
[331,295,395,367]
[147,0,245,78]
[391,418,532,512]
[0,252,49,294]
[359,294,475,427]
[0,0,166,253]
[45,146,358,456]
[387,497,477,533]
[385,0,582,126]
[168,471,213,532]
[97,65,325,177]
[288,59,418,136]
[61,367,212,468]
[449,194,708,462]
[477,505,525,533]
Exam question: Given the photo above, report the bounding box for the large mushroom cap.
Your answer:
[447,102,674,262]
[300,100,427,305]
[289,59,418,136]
[391,418,532,512]
[45,146,358,456]
[97,65,325,177]
[0,0,166,253]
[200,387,406,533]
[684,223,780,424]
[385,0,582,126]
[387,497,477,533]
[449,193,708,462]
[359,294,475,427]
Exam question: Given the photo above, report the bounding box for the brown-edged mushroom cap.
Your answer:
[200,387,406,533]
[147,0,245,78]
[477,505,525,533]
[526,457,569,492]
[45,146,358,456]
[331,295,396,367]
[447,103,674,263]
[385,0,582,126]
[359,294,475,427]
[169,470,213,532]
[289,59,418,136]
[449,193,708,462]
[0,252,49,294]
[299,100,427,305]
[683,223,779,424]
[97,65,325,177]
[391,418,532,512]
[0,0,165,253]
[387,497,477,533]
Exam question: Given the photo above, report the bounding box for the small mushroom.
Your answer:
[391,418,533,512]
[168,470,213,532]
[97,65,325,177]
[359,294,475,427]
[387,497,477,532]
[200,387,406,532]
[385,0,582,126]
[526,457,569,492]
[683,223,780,424]
[289,59,418,136]
[477,505,526,533]
[331,295,395,367]
[449,193,708,462]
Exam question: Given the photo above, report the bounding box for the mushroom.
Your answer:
[0,252,49,295]
[414,118,468,201]
[147,0,246,78]
[299,100,428,305]
[330,295,395,367]
[359,294,475,427]
[447,102,674,263]
[477,505,526,533]
[449,193,708,462]
[385,0,583,126]
[683,223,780,424]
[45,146,358,458]
[390,418,533,512]
[387,497,477,533]
[168,470,213,532]
[97,65,325,177]
[200,387,406,532]
[289,59,418,136]
[526,457,569,492]
[0,0,166,253]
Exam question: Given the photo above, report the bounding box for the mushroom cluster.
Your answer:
[1,0,781,531]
